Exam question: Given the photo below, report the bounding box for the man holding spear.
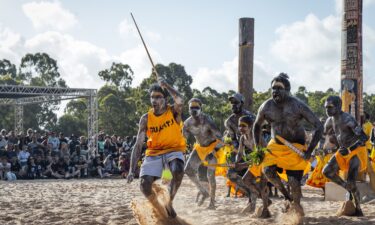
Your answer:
[253,73,323,217]
[127,13,186,219]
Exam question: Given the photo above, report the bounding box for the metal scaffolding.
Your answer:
[0,85,98,156]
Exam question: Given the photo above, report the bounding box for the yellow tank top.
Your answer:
[146,106,186,156]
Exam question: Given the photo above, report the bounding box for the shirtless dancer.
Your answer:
[224,93,256,199]
[322,96,368,216]
[183,98,223,209]
[235,115,271,218]
[127,78,186,218]
[253,73,323,215]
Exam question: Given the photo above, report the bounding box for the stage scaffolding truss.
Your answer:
[0,85,98,156]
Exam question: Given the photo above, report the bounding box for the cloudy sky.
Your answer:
[1,0,375,94]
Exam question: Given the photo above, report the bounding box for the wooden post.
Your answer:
[238,18,254,111]
[341,0,363,123]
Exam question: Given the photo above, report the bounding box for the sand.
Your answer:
[1,177,375,225]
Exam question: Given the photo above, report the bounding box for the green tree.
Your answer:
[0,59,17,78]
[364,93,375,121]
[56,114,86,137]
[0,54,68,131]
[19,53,66,87]
[98,62,133,90]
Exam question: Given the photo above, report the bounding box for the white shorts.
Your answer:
[140,151,184,178]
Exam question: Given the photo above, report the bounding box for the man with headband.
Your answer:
[322,96,368,216]
[183,98,223,209]
[253,73,323,216]
[127,77,186,218]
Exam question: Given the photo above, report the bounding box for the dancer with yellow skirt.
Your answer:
[253,73,323,218]
[322,96,368,216]
[234,115,271,218]
[183,98,223,209]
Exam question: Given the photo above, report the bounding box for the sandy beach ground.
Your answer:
[1,176,375,225]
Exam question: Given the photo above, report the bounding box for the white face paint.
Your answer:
[189,102,202,117]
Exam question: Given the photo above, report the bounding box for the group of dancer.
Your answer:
[127,72,369,220]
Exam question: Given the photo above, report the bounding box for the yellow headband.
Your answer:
[189,102,201,108]
[325,103,334,107]
[271,81,285,89]
[239,122,249,127]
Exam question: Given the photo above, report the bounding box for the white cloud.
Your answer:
[24,31,110,89]
[270,14,342,91]
[192,57,237,92]
[0,25,24,63]
[116,45,162,86]
[191,57,275,93]
[1,23,161,90]
[118,19,136,38]
[118,18,162,42]
[22,1,77,31]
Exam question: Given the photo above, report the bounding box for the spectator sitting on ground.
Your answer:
[25,128,34,145]
[10,156,22,178]
[97,133,105,157]
[60,142,70,158]
[35,130,43,143]
[68,134,80,155]
[28,134,44,156]
[6,143,18,161]
[118,155,129,178]
[71,145,88,162]
[0,129,7,140]
[122,136,131,151]
[17,131,26,150]
[103,154,117,175]
[79,136,88,151]
[116,136,123,149]
[7,130,18,145]
[0,146,6,159]
[43,155,55,178]
[59,132,68,148]
[0,157,8,180]
[63,155,75,179]
[93,156,109,178]
[73,156,88,178]
[0,157,16,181]
[48,132,60,154]
[0,132,7,150]
[26,156,37,179]
[51,157,68,179]
[18,145,30,168]
[34,155,46,178]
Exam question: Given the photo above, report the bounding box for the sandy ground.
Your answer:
[1,176,375,225]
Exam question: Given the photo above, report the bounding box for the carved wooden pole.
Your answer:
[238,18,254,111]
[341,0,363,123]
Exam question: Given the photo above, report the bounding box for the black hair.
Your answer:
[148,83,168,97]
[326,95,342,109]
[271,72,291,92]
[188,98,202,106]
[239,115,254,127]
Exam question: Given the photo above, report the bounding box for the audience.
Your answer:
[0,127,140,181]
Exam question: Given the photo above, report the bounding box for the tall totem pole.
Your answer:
[341,0,363,123]
[238,18,254,111]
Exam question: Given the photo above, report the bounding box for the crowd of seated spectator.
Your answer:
[0,128,141,181]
